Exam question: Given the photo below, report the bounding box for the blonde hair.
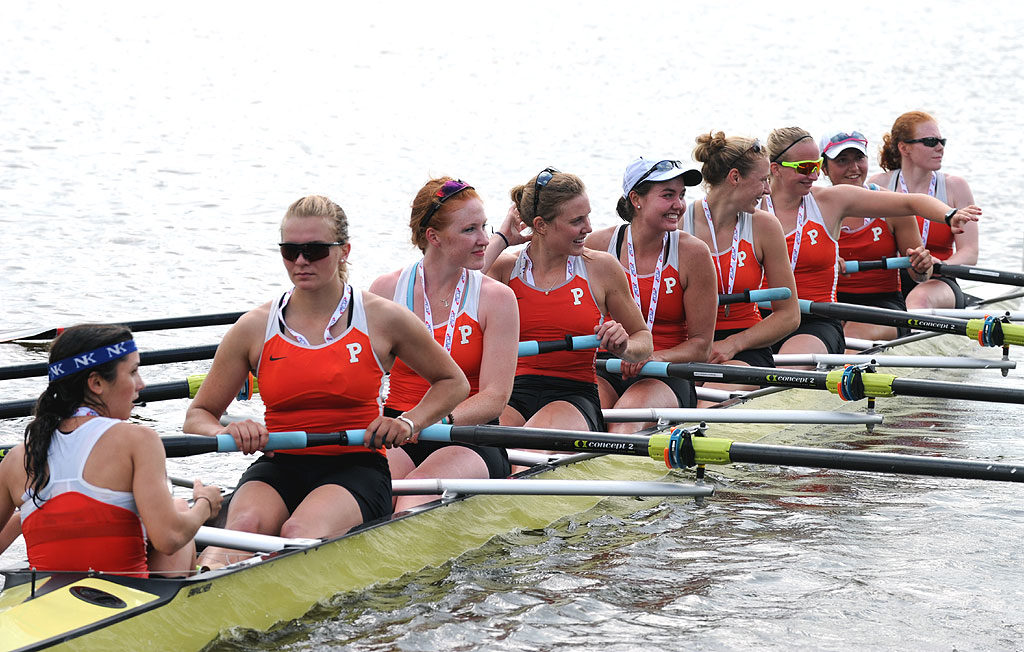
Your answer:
[766,127,814,163]
[281,195,349,282]
[509,170,586,223]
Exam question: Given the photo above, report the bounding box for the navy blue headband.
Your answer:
[47,340,138,382]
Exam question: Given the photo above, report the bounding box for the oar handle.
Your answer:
[718,287,791,305]
[843,256,911,274]
[518,334,600,357]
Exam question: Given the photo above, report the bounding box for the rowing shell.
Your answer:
[0,288,1018,650]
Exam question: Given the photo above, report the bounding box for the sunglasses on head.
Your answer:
[726,139,763,172]
[904,137,946,148]
[420,179,473,229]
[631,159,685,192]
[278,241,344,262]
[778,157,824,176]
[531,167,559,218]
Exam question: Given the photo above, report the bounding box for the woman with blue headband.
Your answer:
[0,324,223,577]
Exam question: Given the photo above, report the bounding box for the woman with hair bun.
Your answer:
[584,157,716,429]
[486,168,652,432]
[869,111,979,309]
[0,324,223,577]
[371,177,518,510]
[762,126,980,355]
[682,131,799,372]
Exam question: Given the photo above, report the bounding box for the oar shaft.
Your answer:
[0,344,219,381]
[602,408,882,425]
[934,262,1024,287]
[803,300,968,334]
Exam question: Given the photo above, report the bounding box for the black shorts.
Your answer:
[772,314,846,354]
[237,452,392,522]
[836,291,911,337]
[382,407,510,479]
[713,328,776,368]
[507,374,605,431]
[899,268,967,308]
[594,353,696,407]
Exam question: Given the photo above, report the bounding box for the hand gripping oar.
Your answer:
[0,344,220,381]
[0,311,245,343]
[0,373,258,419]
[597,359,1024,405]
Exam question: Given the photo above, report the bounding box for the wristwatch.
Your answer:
[944,208,958,226]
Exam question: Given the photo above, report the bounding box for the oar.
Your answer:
[718,287,791,305]
[518,334,600,357]
[845,257,1024,288]
[0,344,219,381]
[772,353,1016,370]
[596,359,1024,405]
[602,408,882,425]
[0,311,245,343]
[0,373,257,419]
[908,308,1024,321]
[774,299,1024,348]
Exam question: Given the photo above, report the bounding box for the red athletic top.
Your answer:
[606,226,687,350]
[387,266,485,411]
[782,195,838,303]
[682,206,764,330]
[838,218,901,294]
[914,216,955,260]
[258,289,385,456]
[510,251,602,382]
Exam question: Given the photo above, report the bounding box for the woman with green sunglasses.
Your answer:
[762,126,980,358]
[869,111,979,310]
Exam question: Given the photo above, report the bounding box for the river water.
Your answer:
[2,2,1024,650]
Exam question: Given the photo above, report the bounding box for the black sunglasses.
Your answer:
[631,159,685,193]
[904,137,946,147]
[278,241,344,262]
[420,179,473,229]
[726,139,763,172]
[531,167,559,218]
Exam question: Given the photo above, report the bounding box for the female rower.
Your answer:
[370,178,518,510]
[762,126,979,356]
[486,168,652,432]
[821,130,933,342]
[869,111,979,309]
[584,157,716,430]
[0,324,223,577]
[682,131,799,374]
[184,195,467,564]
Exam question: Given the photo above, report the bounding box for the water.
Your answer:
[3,2,1024,649]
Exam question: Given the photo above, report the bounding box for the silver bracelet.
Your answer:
[395,414,416,434]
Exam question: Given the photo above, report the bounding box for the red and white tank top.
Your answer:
[838,218,901,294]
[386,263,485,411]
[258,287,386,456]
[682,204,763,330]
[509,249,602,382]
[765,193,838,303]
[20,417,148,577]
[888,170,955,260]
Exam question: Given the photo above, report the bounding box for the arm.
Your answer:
[183,307,269,453]
[483,205,531,274]
[652,234,716,363]
[364,294,470,448]
[889,215,933,283]
[943,175,979,266]
[129,424,222,554]
[449,279,519,425]
[0,446,24,554]
[824,184,980,234]
[590,251,653,363]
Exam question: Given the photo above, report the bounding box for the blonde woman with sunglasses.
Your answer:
[869,111,980,310]
[761,127,980,357]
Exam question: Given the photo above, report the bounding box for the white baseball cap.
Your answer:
[820,131,869,159]
[622,157,702,197]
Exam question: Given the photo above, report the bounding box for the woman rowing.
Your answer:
[682,131,799,378]
[821,130,934,342]
[184,195,467,565]
[584,157,716,429]
[370,178,518,510]
[869,111,979,309]
[761,126,979,356]
[0,324,223,577]
[486,168,652,432]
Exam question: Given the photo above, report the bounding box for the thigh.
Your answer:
[223,480,290,535]
[285,484,364,539]
[616,378,685,411]
[526,401,590,431]
[906,279,957,310]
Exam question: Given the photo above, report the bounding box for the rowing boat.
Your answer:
[0,287,1019,650]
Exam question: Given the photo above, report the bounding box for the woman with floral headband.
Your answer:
[761,126,980,356]
[486,168,652,432]
[371,178,518,511]
[0,324,223,577]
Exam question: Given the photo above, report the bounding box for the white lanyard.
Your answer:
[279,284,352,346]
[73,407,99,417]
[702,198,742,317]
[419,263,468,353]
[766,195,807,270]
[625,226,667,330]
[521,247,574,293]
[898,171,936,246]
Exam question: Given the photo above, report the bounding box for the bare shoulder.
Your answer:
[583,248,623,274]
[584,226,615,251]
[106,421,163,453]
[868,170,893,186]
[479,273,517,304]
[676,230,711,256]
[487,250,518,282]
[368,268,402,298]
[361,289,407,316]
[942,173,974,203]
[231,302,272,337]
[751,209,785,236]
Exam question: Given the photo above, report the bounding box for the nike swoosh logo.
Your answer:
[269,355,287,361]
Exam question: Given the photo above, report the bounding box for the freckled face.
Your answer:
[430,198,490,270]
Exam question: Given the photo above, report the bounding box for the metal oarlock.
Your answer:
[1001,315,1012,377]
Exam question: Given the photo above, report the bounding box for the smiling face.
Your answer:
[735,157,772,211]
[536,192,592,256]
[280,215,351,290]
[427,197,490,270]
[771,139,821,196]
[824,148,868,187]
[632,179,686,232]
[89,352,145,420]
[900,120,944,171]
